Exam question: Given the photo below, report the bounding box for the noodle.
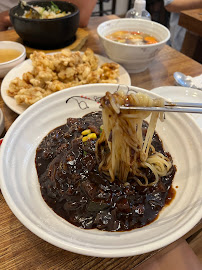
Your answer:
[95,90,172,186]
[36,111,176,231]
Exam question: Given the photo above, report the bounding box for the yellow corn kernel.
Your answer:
[81,129,91,136]
[87,133,97,140]
[82,136,89,142]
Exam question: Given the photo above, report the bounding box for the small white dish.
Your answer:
[1,53,131,114]
[0,84,202,257]
[0,109,4,136]
[0,41,26,78]
[151,86,202,129]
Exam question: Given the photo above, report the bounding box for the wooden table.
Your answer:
[179,9,202,63]
[0,15,202,269]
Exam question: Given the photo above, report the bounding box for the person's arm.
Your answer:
[165,0,202,13]
[62,0,97,27]
[0,10,12,31]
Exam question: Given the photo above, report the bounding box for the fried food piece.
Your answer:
[82,48,99,70]
[7,77,32,97]
[14,87,52,105]
[7,48,119,106]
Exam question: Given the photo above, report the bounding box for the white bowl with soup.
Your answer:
[97,18,170,73]
[0,41,26,78]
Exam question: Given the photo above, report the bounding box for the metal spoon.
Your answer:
[173,72,192,88]
[19,0,41,18]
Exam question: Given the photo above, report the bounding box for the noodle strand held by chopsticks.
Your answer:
[95,90,173,186]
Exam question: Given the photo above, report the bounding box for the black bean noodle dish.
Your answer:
[35,90,177,232]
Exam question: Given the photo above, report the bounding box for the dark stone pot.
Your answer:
[9,1,80,49]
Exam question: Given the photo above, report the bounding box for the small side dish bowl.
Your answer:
[9,1,79,49]
[97,18,170,73]
[0,41,26,78]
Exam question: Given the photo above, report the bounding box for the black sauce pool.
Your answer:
[35,112,176,232]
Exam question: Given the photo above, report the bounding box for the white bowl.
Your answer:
[97,19,170,73]
[0,41,26,78]
[0,84,202,257]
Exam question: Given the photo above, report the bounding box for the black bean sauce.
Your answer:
[35,112,176,231]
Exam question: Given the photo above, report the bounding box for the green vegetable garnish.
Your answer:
[50,1,60,12]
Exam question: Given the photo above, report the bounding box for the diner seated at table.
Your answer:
[164,0,202,51]
[0,0,97,31]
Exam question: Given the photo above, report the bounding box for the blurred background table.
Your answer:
[179,8,202,63]
[0,14,202,269]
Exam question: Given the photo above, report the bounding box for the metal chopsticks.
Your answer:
[119,102,202,114]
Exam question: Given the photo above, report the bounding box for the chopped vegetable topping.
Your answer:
[82,132,97,142]
[82,129,91,136]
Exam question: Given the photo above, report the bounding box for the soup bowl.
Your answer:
[9,1,79,49]
[0,84,201,257]
[97,19,170,73]
[0,41,26,78]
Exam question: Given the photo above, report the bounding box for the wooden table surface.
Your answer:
[0,15,202,269]
[179,9,202,36]
[179,9,202,62]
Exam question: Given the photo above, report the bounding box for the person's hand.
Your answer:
[0,11,12,31]
[136,239,201,270]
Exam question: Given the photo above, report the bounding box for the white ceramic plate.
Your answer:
[151,86,202,129]
[0,84,202,258]
[1,53,131,115]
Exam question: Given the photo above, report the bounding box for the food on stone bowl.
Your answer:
[106,30,158,45]
[6,48,119,106]
[21,1,70,19]
[35,90,176,231]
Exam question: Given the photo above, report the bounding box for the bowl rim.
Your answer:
[0,41,26,66]
[9,0,79,22]
[0,83,202,257]
[97,18,171,48]
[0,108,4,136]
